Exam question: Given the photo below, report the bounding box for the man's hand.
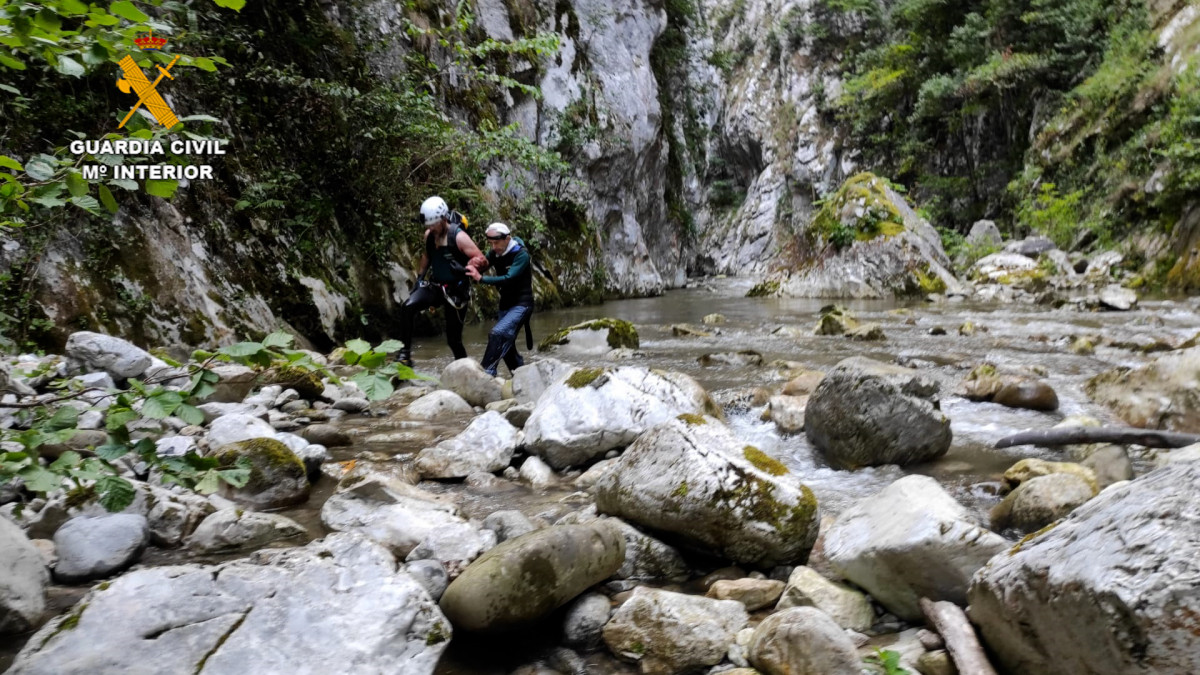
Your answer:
[466,266,482,281]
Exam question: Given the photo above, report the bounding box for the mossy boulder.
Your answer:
[812,305,858,335]
[215,438,310,510]
[1002,459,1099,494]
[959,365,1059,412]
[594,416,820,568]
[538,318,639,356]
[759,173,963,299]
[260,366,325,401]
[439,522,625,632]
[990,473,1096,533]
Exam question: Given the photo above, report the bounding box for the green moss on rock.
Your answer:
[743,446,788,476]
[262,366,324,400]
[538,318,640,351]
[746,279,781,297]
[811,172,907,250]
[677,413,708,426]
[565,367,606,389]
[215,437,306,493]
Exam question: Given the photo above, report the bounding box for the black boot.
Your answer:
[399,347,413,368]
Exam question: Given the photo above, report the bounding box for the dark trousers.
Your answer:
[400,282,469,359]
[481,304,531,376]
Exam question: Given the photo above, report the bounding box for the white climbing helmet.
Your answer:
[419,196,449,226]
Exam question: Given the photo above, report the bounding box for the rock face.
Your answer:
[53,514,149,583]
[186,508,307,553]
[415,411,521,478]
[1085,347,1200,432]
[805,357,951,468]
[595,416,819,567]
[214,438,310,510]
[824,475,1008,620]
[524,367,719,469]
[969,463,1200,674]
[64,331,152,379]
[602,587,748,675]
[538,319,640,356]
[439,522,625,632]
[763,174,963,299]
[747,607,863,675]
[8,533,450,674]
[441,358,502,407]
[0,516,48,633]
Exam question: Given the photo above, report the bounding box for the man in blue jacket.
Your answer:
[466,223,534,376]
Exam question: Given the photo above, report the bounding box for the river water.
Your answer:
[5,279,1197,673]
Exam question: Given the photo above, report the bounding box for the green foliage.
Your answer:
[865,648,912,675]
[1015,183,1087,249]
[0,0,241,228]
[0,332,425,512]
[811,173,906,251]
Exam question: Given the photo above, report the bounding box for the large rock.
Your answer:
[562,593,611,649]
[321,476,466,557]
[415,411,521,478]
[8,533,450,674]
[214,438,310,510]
[64,331,152,379]
[959,365,1059,412]
[405,389,473,420]
[747,607,863,675]
[1098,284,1138,311]
[990,473,1095,532]
[440,522,625,631]
[805,357,951,468]
[186,508,307,553]
[775,566,875,632]
[511,358,573,405]
[207,413,276,448]
[966,219,1002,248]
[206,363,258,403]
[824,475,1008,620]
[538,318,639,356]
[0,516,48,633]
[405,522,496,577]
[595,416,819,567]
[53,514,149,583]
[524,367,720,469]
[602,587,748,675]
[441,358,502,407]
[759,174,963,298]
[706,578,784,611]
[969,252,1040,283]
[969,463,1200,674]
[1085,347,1200,432]
[557,510,690,582]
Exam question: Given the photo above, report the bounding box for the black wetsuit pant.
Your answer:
[400,282,469,359]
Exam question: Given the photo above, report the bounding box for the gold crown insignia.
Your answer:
[135,33,168,50]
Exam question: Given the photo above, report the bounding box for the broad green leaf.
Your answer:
[0,84,19,95]
[0,53,27,71]
[109,1,150,22]
[345,338,371,356]
[192,57,217,71]
[95,442,131,460]
[375,339,404,354]
[56,55,86,78]
[144,178,179,198]
[132,438,157,458]
[219,341,265,358]
[212,0,247,10]
[66,170,88,197]
[358,351,386,369]
[0,156,22,172]
[352,372,394,401]
[18,465,62,493]
[262,331,294,349]
[83,43,110,66]
[175,403,204,426]
[46,406,79,432]
[218,462,251,488]
[49,450,83,471]
[60,0,91,14]
[194,470,220,494]
[142,391,183,419]
[88,11,121,26]
[106,407,138,430]
[71,195,101,213]
[28,193,67,208]
[110,179,138,190]
[98,184,119,213]
[96,475,136,512]
[72,458,110,481]
[24,158,55,181]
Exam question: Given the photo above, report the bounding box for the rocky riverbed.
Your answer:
[3,278,1200,674]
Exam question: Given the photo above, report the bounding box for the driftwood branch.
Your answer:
[995,426,1200,450]
[920,597,998,675]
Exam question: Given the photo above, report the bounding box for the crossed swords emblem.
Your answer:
[116,54,181,129]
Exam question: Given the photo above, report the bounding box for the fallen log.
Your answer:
[995,427,1200,450]
[920,597,998,675]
